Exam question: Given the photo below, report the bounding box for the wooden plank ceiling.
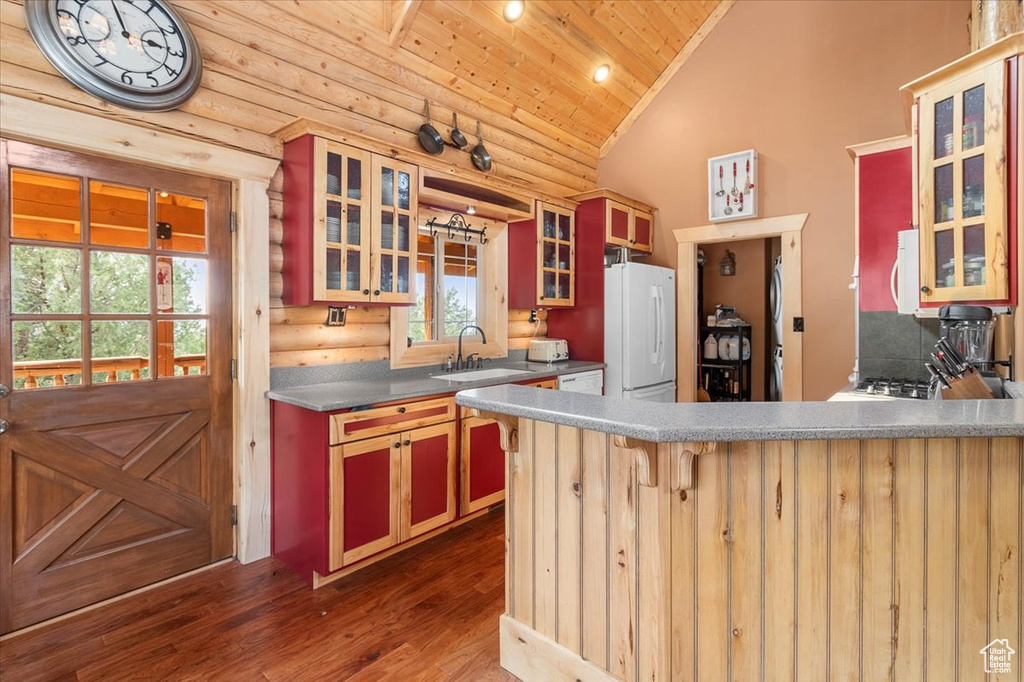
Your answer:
[0,0,729,199]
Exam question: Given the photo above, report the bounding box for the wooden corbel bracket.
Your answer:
[469,409,519,453]
[612,436,717,490]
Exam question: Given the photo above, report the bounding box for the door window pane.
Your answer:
[91,320,150,383]
[90,181,148,249]
[543,271,556,300]
[543,211,556,238]
[443,241,477,337]
[346,158,362,199]
[12,320,83,389]
[327,201,342,243]
[398,171,410,210]
[380,167,394,207]
[964,224,986,286]
[397,256,410,294]
[962,84,984,151]
[935,229,955,288]
[327,152,342,196]
[558,273,571,300]
[11,245,82,314]
[934,96,953,159]
[326,249,341,290]
[543,241,556,269]
[962,154,985,219]
[156,191,206,254]
[397,214,410,252]
[558,244,571,271]
[380,256,394,293]
[380,211,394,250]
[91,251,149,314]
[934,163,953,223]
[155,257,207,313]
[346,205,361,246]
[157,320,207,377]
[558,213,571,241]
[11,169,81,243]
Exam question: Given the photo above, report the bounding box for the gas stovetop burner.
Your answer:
[855,377,932,400]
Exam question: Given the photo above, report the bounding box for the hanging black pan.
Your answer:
[450,113,468,149]
[417,100,444,156]
[471,121,492,172]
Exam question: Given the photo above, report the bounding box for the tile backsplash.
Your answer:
[858,311,940,381]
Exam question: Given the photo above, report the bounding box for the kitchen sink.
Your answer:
[432,368,532,382]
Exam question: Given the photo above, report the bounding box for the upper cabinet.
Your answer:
[509,200,577,308]
[902,36,1021,305]
[570,189,656,255]
[283,134,418,306]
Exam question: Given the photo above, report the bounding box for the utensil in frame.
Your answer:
[471,121,492,172]
[731,162,739,197]
[744,158,753,194]
[715,165,725,197]
[737,192,744,213]
[724,195,732,215]
[450,112,468,149]
[417,99,444,156]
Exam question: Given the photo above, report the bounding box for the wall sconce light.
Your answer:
[719,250,736,277]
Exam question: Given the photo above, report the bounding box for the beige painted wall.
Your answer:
[599,0,970,400]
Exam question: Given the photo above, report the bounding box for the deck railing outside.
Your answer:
[13,354,207,388]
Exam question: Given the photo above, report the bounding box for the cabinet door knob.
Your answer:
[363,289,370,295]
[394,442,401,449]
[403,439,411,446]
[920,286,932,294]
[373,290,380,296]
[397,407,406,414]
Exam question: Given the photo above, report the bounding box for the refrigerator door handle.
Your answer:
[651,285,661,364]
[655,285,665,365]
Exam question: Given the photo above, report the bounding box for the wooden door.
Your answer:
[632,210,654,253]
[331,433,400,570]
[918,59,1009,302]
[460,415,505,515]
[605,200,631,247]
[400,422,455,540]
[536,203,575,307]
[371,156,417,304]
[314,139,371,304]
[0,139,233,634]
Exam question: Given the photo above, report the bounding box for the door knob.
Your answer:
[0,383,8,399]
[403,439,411,446]
[0,419,9,435]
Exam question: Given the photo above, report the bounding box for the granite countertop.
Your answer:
[455,384,1024,442]
[266,360,605,412]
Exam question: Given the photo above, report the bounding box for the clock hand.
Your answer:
[144,38,165,49]
[109,0,130,38]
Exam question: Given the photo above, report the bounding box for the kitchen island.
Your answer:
[455,385,1024,682]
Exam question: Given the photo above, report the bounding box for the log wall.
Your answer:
[502,419,1024,682]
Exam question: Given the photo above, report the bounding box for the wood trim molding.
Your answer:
[470,410,519,453]
[599,0,736,159]
[845,135,913,160]
[611,435,659,487]
[567,187,655,213]
[612,437,717,490]
[388,0,422,48]
[0,93,276,564]
[500,614,620,682]
[674,213,807,403]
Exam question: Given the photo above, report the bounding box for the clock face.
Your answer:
[54,0,188,92]
[25,0,202,111]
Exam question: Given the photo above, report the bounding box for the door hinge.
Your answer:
[229,211,237,233]
[230,359,237,380]
[231,505,237,526]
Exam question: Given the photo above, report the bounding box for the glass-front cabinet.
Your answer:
[283,134,418,306]
[536,202,575,306]
[907,39,1020,304]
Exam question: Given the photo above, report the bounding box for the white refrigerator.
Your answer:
[604,262,676,402]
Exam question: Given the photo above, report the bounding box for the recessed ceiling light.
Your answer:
[158,191,169,198]
[503,0,524,22]
[466,205,477,215]
[593,64,611,84]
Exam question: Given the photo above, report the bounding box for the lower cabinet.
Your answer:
[460,414,506,515]
[329,421,456,572]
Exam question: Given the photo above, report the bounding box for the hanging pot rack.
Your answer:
[426,212,488,244]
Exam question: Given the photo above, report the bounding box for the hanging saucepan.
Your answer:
[450,113,468,149]
[471,121,492,172]
[417,100,444,156]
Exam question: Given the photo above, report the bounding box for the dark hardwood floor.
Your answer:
[0,509,517,682]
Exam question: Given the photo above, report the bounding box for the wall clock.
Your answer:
[25,0,202,112]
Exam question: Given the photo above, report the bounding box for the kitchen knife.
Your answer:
[937,338,971,373]
[931,351,960,380]
[925,362,951,389]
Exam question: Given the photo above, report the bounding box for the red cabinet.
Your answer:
[509,200,578,308]
[460,414,505,515]
[849,139,914,312]
[331,434,399,570]
[402,423,456,539]
[570,189,655,254]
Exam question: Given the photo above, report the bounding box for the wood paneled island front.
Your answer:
[455,386,1024,682]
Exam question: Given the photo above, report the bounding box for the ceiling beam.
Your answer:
[599,0,736,159]
[389,0,423,48]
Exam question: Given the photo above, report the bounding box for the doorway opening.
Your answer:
[674,213,807,402]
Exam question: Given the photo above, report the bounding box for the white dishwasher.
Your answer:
[557,369,604,395]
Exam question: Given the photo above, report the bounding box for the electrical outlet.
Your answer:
[793,317,804,332]
[528,309,538,324]
[325,307,347,327]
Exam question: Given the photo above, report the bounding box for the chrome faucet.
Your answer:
[456,325,487,370]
